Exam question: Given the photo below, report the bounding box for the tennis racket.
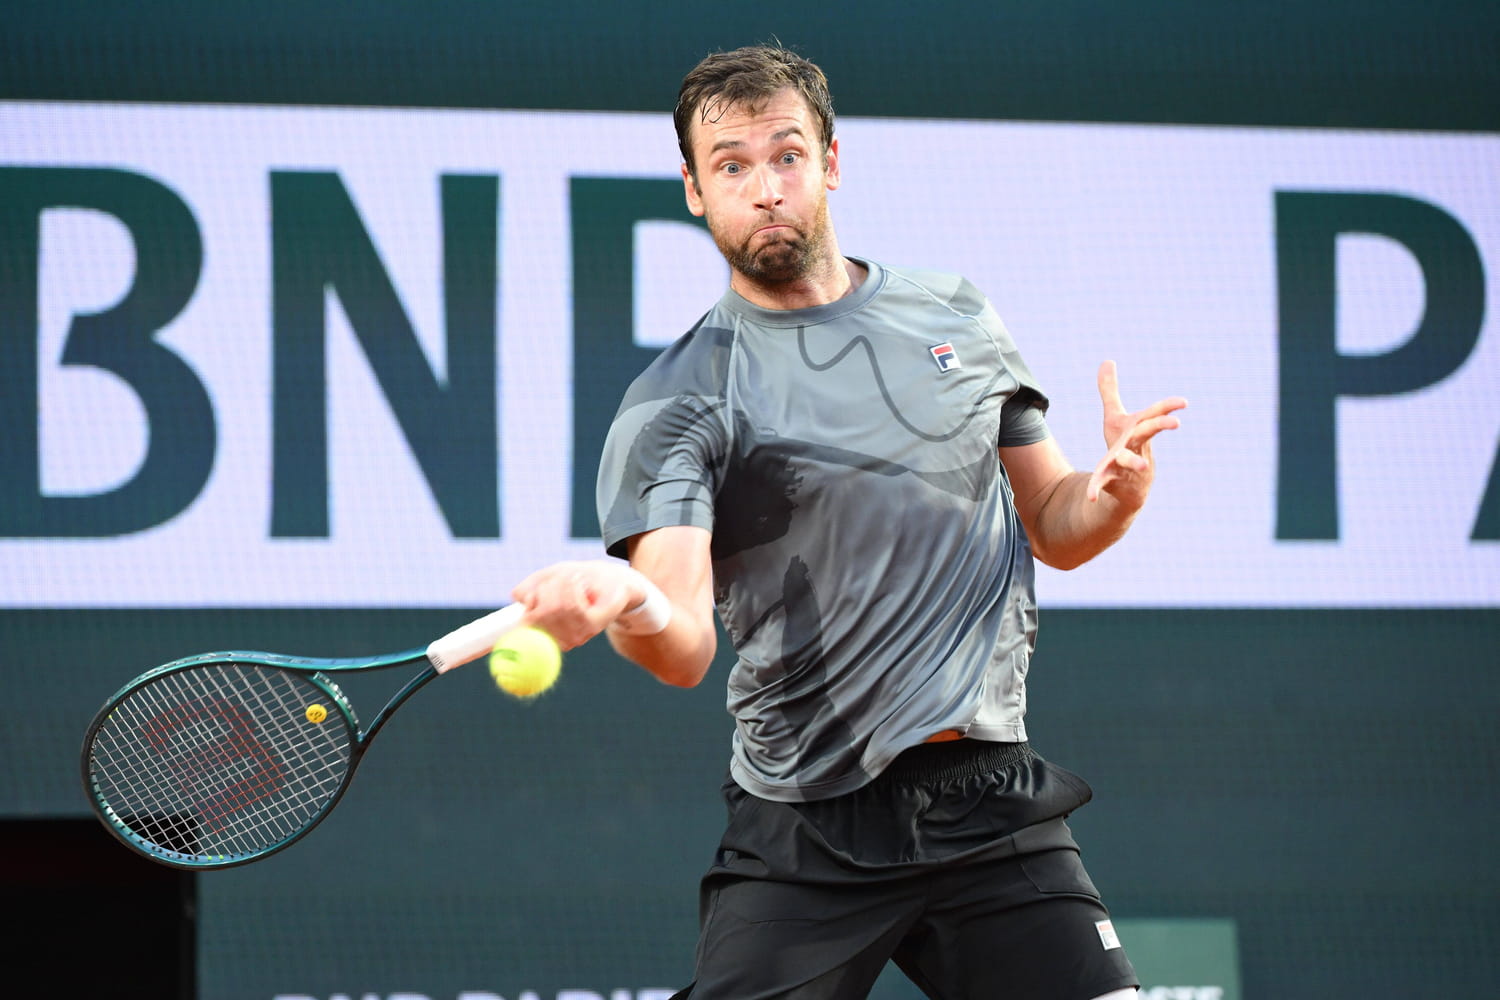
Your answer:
[80,604,525,870]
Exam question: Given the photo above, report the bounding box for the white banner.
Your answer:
[1,102,1495,607]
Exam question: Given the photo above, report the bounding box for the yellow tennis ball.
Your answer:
[305,704,327,724]
[488,626,562,698]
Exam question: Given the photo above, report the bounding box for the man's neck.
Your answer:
[731,254,869,312]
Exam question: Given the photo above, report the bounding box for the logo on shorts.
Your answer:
[1095,918,1122,950]
[929,342,961,372]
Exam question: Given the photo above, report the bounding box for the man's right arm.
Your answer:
[508,525,717,688]
[608,525,717,687]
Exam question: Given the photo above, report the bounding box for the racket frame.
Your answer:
[81,605,524,869]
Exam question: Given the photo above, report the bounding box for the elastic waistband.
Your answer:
[881,739,1034,784]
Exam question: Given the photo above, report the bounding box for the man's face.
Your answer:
[681,88,841,284]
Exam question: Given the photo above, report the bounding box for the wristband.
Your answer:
[611,572,672,636]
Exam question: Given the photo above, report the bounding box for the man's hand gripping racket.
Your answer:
[80,605,527,870]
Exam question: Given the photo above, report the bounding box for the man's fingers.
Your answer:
[1089,430,1160,501]
[1086,450,1127,502]
[509,561,639,649]
[1096,360,1125,415]
[1135,396,1189,421]
[512,560,616,612]
[1120,413,1181,450]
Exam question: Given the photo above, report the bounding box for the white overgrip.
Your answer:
[425,604,525,673]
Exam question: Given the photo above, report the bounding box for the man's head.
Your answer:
[675,44,835,185]
[675,44,844,291]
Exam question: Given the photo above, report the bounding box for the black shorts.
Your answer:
[672,740,1139,1000]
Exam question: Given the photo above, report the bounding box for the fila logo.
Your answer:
[929,342,961,372]
[1095,919,1122,950]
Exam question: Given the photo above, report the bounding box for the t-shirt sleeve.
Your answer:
[976,297,1051,448]
[596,391,724,560]
[997,392,1051,447]
[595,320,735,559]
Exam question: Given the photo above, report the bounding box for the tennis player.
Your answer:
[512,42,1186,999]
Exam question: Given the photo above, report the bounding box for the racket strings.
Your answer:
[87,663,354,863]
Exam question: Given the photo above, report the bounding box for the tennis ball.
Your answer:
[305,704,327,724]
[488,626,562,698]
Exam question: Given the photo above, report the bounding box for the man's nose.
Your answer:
[752,169,783,211]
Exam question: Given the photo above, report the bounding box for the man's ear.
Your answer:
[682,163,705,217]
[824,137,842,192]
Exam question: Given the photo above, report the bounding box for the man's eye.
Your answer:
[781,152,799,164]
[723,162,741,175]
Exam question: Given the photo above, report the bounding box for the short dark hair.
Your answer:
[674,44,836,179]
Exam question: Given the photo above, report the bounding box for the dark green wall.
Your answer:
[16,607,1500,996]
[4,1,1497,131]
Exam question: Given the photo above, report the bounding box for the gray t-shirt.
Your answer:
[598,258,1051,802]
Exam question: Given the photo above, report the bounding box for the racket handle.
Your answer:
[426,604,526,673]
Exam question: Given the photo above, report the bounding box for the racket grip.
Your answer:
[426,604,526,673]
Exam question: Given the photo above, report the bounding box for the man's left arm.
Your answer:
[1000,361,1187,571]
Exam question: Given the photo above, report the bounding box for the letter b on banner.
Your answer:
[0,167,211,536]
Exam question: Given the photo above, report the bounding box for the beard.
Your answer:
[708,197,832,285]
